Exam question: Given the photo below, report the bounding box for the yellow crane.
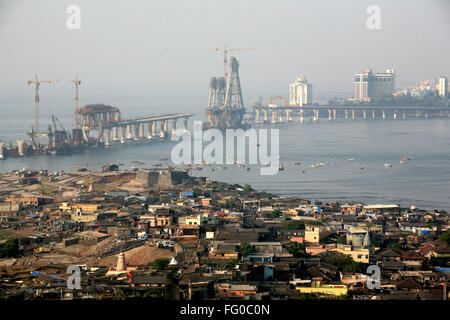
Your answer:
[27,74,58,133]
[213,46,255,80]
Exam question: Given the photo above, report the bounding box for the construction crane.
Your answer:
[70,74,81,129]
[213,46,255,81]
[269,96,287,107]
[27,74,58,133]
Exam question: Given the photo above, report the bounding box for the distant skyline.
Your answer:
[0,0,449,106]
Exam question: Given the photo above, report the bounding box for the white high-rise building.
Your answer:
[354,68,395,102]
[439,76,448,99]
[289,76,312,106]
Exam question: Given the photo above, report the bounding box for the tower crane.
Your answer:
[213,46,255,81]
[70,74,81,129]
[27,74,58,133]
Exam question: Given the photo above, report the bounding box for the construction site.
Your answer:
[0,74,193,160]
[205,46,254,130]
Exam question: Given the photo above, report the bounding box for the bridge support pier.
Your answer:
[104,128,111,146]
[382,110,386,119]
[272,110,277,124]
[183,118,188,132]
[147,123,152,140]
[152,121,157,137]
[351,109,355,120]
[139,123,144,139]
[363,110,366,120]
[372,110,375,119]
[171,119,177,135]
[403,111,406,119]
[121,126,126,144]
[126,125,132,140]
[113,127,119,142]
[333,109,336,120]
[313,109,319,122]
[344,109,348,119]
[328,109,332,121]
[255,109,260,123]
[263,109,268,123]
[134,124,140,141]
[299,109,304,123]
[393,111,397,119]
[287,109,292,122]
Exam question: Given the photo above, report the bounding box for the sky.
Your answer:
[0,0,449,108]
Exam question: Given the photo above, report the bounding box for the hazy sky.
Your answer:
[0,0,449,105]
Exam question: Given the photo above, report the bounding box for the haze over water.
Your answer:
[0,100,449,211]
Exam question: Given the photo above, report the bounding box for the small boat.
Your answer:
[401,155,410,161]
[348,158,355,161]
[260,163,270,167]
[279,164,286,170]
[384,163,393,167]
[399,160,408,164]
[291,161,301,166]
[245,167,251,171]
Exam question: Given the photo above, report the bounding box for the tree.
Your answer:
[272,209,281,218]
[337,237,347,245]
[282,220,305,230]
[0,238,19,258]
[440,231,450,245]
[388,242,402,249]
[239,243,254,256]
[323,254,354,271]
[152,258,170,271]
[225,258,240,269]
[243,184,254,192]
[342,261,366,274]
[288,242,308,258]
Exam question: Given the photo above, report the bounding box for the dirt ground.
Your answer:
[94,243,175,267]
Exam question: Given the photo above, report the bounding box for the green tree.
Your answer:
[272,209,281,218]
[342,261,366,274]
[388,242,402,249]
[0,238,19,259]
[239,243,254,256]
[440,231,450,245]
[152,258,170,271]
[243,184,254,192]
[225,258,240,269]
[288,242,308,258]
[282,220,305,230]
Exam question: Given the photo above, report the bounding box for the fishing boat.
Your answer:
[384,163,393,167]
[279,164,286,170]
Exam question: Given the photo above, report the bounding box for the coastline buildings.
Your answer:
[289,76,312,106]
[439,76,448,99]
[353,69,395,102]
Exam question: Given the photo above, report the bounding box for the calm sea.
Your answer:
[1,99,449,210]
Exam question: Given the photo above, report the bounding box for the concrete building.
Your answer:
[289,76,312,106]
[439,76,448,99]
[354,69,395,102]
[135,169,188,188]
